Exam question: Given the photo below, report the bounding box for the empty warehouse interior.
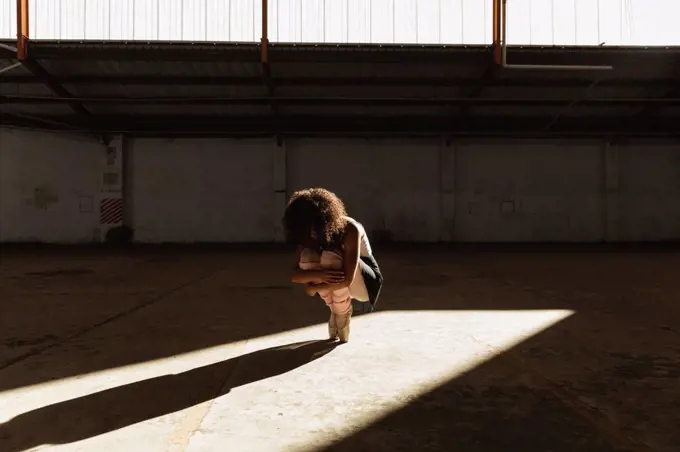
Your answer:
[1,1,679,451]
[1,42,678,244]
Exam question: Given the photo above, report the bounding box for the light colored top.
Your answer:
[344,216,372,257]
[296,216,373,303]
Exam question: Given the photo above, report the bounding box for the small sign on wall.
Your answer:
[98,137,125,242]
[100,198,123,225]
[105,146,117,166]
[102,172,120,186]
[501,200,516,214]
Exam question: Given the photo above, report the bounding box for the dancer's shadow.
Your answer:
[0,340,338,452]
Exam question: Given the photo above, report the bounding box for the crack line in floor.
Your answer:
[0,267,227,373]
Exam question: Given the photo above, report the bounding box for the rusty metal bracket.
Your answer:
[16,0,28,60]
[13,0,102,138]
[493,0,501,65]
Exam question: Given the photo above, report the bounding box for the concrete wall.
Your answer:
[2,128,679,243]
[127,138,281,243]
[128,137,680,243]
[617,143,680,241]
[453,140,605,242]
[287,139,442,242]
[0,128,102,243]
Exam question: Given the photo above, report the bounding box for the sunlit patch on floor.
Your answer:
[0,310,573,452]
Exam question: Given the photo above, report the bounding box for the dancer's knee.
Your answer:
[329,297,351,315]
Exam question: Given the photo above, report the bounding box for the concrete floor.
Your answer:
[0,246,678,452]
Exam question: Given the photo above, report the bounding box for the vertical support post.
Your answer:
[273,140,287,242]
[16,0,29,60]
[602,140,619,242]
[261,0,269,64]
[122,136,134,229]
[438,137,445,241]
[492,0,501,65]
[440,140,457,242]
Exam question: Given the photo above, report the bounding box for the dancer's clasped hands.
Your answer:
[316,269,345,284]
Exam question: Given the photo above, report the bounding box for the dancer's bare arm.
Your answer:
[291,245,344,284]
[312,222,360,291]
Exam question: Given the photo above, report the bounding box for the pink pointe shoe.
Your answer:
[328,312,338,341]
[336,305,353,343]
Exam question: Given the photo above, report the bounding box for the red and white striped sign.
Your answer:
[100,198,123,225]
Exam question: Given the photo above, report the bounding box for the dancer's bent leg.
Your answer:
[320,293,352,342]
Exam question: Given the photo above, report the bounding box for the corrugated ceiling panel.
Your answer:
[83,104,271,116]
[279,104,451,116]
[68,83,266,99]
[275,86,467,98]
[0,103,78,116]
[0,0,677,45]
[38,59,262,78]
[273,61,484,78]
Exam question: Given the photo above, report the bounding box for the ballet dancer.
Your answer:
[283,188,383,343]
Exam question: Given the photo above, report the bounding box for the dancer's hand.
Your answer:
[319,269,345,284]
[292,269,344,284]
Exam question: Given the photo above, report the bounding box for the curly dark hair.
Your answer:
[283,188,348,249]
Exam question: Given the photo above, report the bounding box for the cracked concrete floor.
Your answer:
[0,246,678,452]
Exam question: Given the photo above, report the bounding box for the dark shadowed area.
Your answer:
[0,245,678,451]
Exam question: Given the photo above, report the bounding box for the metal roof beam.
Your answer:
[19,59,92,118]
[3,95,679,107]
[455,62,500,136]
[3,113,675,137]
[3,75,676,90]
[631,86,679,118]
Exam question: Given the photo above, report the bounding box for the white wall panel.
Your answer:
[0,0,16,39]
[158,0,181,40]
[465,0,490,45]
[299,0,322,42]
[371,0,393,43]
[453,141,604,242]
[1,130,678,244]
[320,0,346,43]
[108,0,134,40]
[59,0,84,39]
[393,0,416,43]
[574,0,600,45]
[84,0,108,39]
[553,0,577,45]
[287,139,442,242]
[1,0,676,45]
[617,143,680,241]
[133,0,158,41]
[0,128,102,243]
[416,0,440,44]
[182,0,204,40]
[347,0,370,43]
[33,0,60,40]
[128,138,279,243]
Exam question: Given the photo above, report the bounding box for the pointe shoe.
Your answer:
[328,312,338,340]
[337,305,353,343]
